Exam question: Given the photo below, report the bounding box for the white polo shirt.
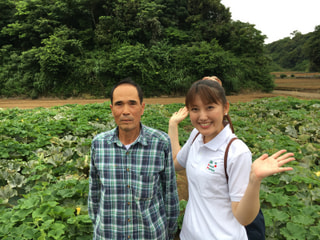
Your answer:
[177,125,252,240]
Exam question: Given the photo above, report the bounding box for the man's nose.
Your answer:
[122,104,130,114]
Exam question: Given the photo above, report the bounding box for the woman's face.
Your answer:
[189,94,229,143]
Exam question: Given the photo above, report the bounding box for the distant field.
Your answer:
[271,71,320,78]
[272,72,320,92]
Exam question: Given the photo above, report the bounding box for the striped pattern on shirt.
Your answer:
[88,124,180,239]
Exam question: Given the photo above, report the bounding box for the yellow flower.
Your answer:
[76,207,81,215]
[315,171,320,177]
[96,118,99,121]
[21,119,24,122]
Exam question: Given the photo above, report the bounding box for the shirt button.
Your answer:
[127,185,130,188]
[126,168,130,172]
[128,236,131,239]
[128,218,131,222]
[126,152,129,155]
[127,202,131,205]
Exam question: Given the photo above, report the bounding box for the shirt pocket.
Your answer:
[132,173,158,201]
[191,162,227,199]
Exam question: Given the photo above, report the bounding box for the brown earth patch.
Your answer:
[0,90,319,109]
[275,78,320,92]
[1,75,320,109]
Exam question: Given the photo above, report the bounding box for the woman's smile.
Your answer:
[189,95,228,143]
[199,122,212,129]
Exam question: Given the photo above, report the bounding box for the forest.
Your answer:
[266,28,320,72]
[0,0,319,98]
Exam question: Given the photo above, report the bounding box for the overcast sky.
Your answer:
[221,0,320,44]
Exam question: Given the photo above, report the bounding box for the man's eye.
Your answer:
[191,107,198,111]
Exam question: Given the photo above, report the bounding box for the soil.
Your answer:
[1,90,320,109]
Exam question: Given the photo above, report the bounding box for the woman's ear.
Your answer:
[224,102,230,115]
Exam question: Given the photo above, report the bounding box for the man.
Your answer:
[88,79,180,239]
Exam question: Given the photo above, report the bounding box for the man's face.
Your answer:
[110,84,145,135]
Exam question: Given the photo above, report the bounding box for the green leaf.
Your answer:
[310,187,320,202]
[309,224,320,239]
[264,208,289,225]
[67,214,92,225]
[291,214,315,225]
[0,185,17,203]
[265,193,289,207]
[7,173,26,188]
[11,208,33,223]
[284,184,298,192]
[48,222,65,239]
[76,214,92,224]
[19,196,40,209]
[41,219,55,230]
[61,208,75,219]
[57,188,76,198]
[0,222,14,236]
[22,226,39,239]
[285,125,298,138]
[280,222,307,240]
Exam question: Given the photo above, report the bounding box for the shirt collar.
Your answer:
[136,124,149,146]
[110,123,149,147]
[201,124,234,151]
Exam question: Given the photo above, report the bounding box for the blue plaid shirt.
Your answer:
[88,124,180,239]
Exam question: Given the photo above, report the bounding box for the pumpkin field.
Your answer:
[0,72,320,239]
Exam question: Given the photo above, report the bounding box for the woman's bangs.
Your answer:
[197,85,220,105]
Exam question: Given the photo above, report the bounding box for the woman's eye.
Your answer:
[191,107,198,111]
[207,105,215,110]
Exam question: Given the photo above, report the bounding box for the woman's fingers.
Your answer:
[170,107,189,124]
[270,149,288,159]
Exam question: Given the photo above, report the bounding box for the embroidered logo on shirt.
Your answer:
[207,160,217,172]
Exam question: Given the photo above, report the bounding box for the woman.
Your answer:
[168,79,294,239]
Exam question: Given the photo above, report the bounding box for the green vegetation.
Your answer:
[0,0,273,98]
[266,27,320,72]
[280,74,287,79]
[0,97,319,239]
[1,0,319,97]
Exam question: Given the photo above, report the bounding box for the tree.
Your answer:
[224,21,266,57]
[266,28,317,72]
[186,0,231,42]
[35,26,84,95]
[0,0,275,97]
[0,0,16,46]
[306,25,320,72]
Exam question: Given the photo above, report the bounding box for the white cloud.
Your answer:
[221,0,320,43]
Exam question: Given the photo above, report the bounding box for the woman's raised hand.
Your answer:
[251,150,295,182]
[169,107,189,125]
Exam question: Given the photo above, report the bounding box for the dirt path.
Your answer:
[1,90,319,109]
